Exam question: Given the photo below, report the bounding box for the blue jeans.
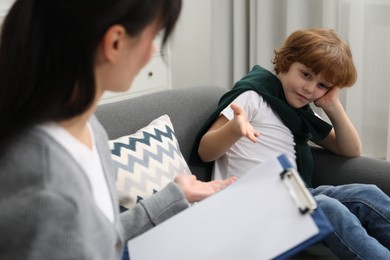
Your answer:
[311,184,390,259]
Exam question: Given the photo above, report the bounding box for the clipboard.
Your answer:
[274,155,334,259]
[128,154,333,260]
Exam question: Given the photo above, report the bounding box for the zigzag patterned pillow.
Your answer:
[109,114,191,209]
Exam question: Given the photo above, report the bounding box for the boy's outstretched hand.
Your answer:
[230,103,260,143]
[174,174,237,203]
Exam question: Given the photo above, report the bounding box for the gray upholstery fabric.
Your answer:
[312,146,390,195]
[96,85,390,259]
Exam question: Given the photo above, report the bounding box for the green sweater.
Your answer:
[190,65,332,187]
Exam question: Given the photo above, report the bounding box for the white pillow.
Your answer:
[109,114,191,209]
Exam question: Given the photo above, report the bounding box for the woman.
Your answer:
[0,0,235,259]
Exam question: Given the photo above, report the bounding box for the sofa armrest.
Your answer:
[311,146,390,196]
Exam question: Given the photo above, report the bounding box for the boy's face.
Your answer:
[278,62,333,108]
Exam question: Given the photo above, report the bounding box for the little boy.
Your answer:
[191,28,390,258]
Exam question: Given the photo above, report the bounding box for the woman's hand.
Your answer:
[174,174,237,203]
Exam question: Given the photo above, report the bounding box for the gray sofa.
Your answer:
[96,85,390,259]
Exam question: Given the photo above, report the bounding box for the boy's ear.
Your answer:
[101,25,127,63]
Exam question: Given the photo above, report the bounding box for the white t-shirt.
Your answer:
[38,122,115,223]
[213,90,297,180]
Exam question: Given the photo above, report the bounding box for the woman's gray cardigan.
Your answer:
[0,116,189,260]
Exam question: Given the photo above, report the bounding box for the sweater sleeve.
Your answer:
[120,182,189,241]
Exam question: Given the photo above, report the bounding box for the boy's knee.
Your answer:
[315,195,348,215]
[358,184,381,194]
[346,184,384,199]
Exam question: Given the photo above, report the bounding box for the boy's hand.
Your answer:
[230,103,260,143]
[174,174,237,203]
[314,86,341,110]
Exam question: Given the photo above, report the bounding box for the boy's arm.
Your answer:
[198,103,260,162]
[313,87,361,157]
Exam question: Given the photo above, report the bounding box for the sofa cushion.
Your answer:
[109,114,191,209]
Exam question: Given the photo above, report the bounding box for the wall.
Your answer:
[0,0,212,92]
[0,0,13,25]
[169,0,212,89]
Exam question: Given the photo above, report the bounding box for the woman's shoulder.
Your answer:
[0,128,87,197]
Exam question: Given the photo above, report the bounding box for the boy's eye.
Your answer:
[301,71,311,79]
[318,83,331,90]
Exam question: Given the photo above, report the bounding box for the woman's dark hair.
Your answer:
[0,0,182,153]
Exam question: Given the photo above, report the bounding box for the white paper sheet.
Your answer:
[128,155,319,260]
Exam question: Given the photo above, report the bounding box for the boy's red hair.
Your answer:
[273,28,357,88]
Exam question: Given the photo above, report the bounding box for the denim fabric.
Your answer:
[311,184,390,259]
[122,246,129,260]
